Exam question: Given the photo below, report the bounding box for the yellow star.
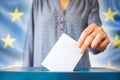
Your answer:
[9,7,24,22]
[1,34,16,48]
[103,8,118,22]
[106,61,116,70]
[112,34,120,48]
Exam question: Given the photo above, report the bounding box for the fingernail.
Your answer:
[79,48,84,54]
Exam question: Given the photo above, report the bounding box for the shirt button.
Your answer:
[59,21,63,24]
[59,27,63,31]
[59,14,63,18]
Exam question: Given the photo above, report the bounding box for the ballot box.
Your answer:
[0,67,120,80]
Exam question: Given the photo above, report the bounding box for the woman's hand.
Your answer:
[77,23,110,54]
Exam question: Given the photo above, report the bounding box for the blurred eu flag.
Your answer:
[98,0,120,70]
[0,0,32,68]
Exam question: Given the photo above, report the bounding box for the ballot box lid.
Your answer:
[1,67,119,72]
[0,67,120,80]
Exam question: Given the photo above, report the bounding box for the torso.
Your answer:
[27,0,101,68]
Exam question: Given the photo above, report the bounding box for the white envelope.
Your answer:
[41,33,83,71]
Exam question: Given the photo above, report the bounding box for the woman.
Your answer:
[24,0,110,68]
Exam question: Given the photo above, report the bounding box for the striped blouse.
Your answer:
[24,0,102,69]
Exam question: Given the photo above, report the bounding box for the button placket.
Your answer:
[58,14,64,31]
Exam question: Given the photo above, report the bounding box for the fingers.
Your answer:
[96,38,110,51]
[77,23,97,48]
[79,29,98,53]
[79,34,93,53]
[77,23,110,54]
[90,32,106,49]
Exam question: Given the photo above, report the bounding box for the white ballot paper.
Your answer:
[41,33,83,71]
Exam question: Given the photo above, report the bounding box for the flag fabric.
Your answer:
[95,0,120,70]
[0,0,32,69]
[0,0,120,70]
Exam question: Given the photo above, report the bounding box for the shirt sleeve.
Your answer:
[88,0,103,55]
[23,0,38,67]
[88,0,102,26]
